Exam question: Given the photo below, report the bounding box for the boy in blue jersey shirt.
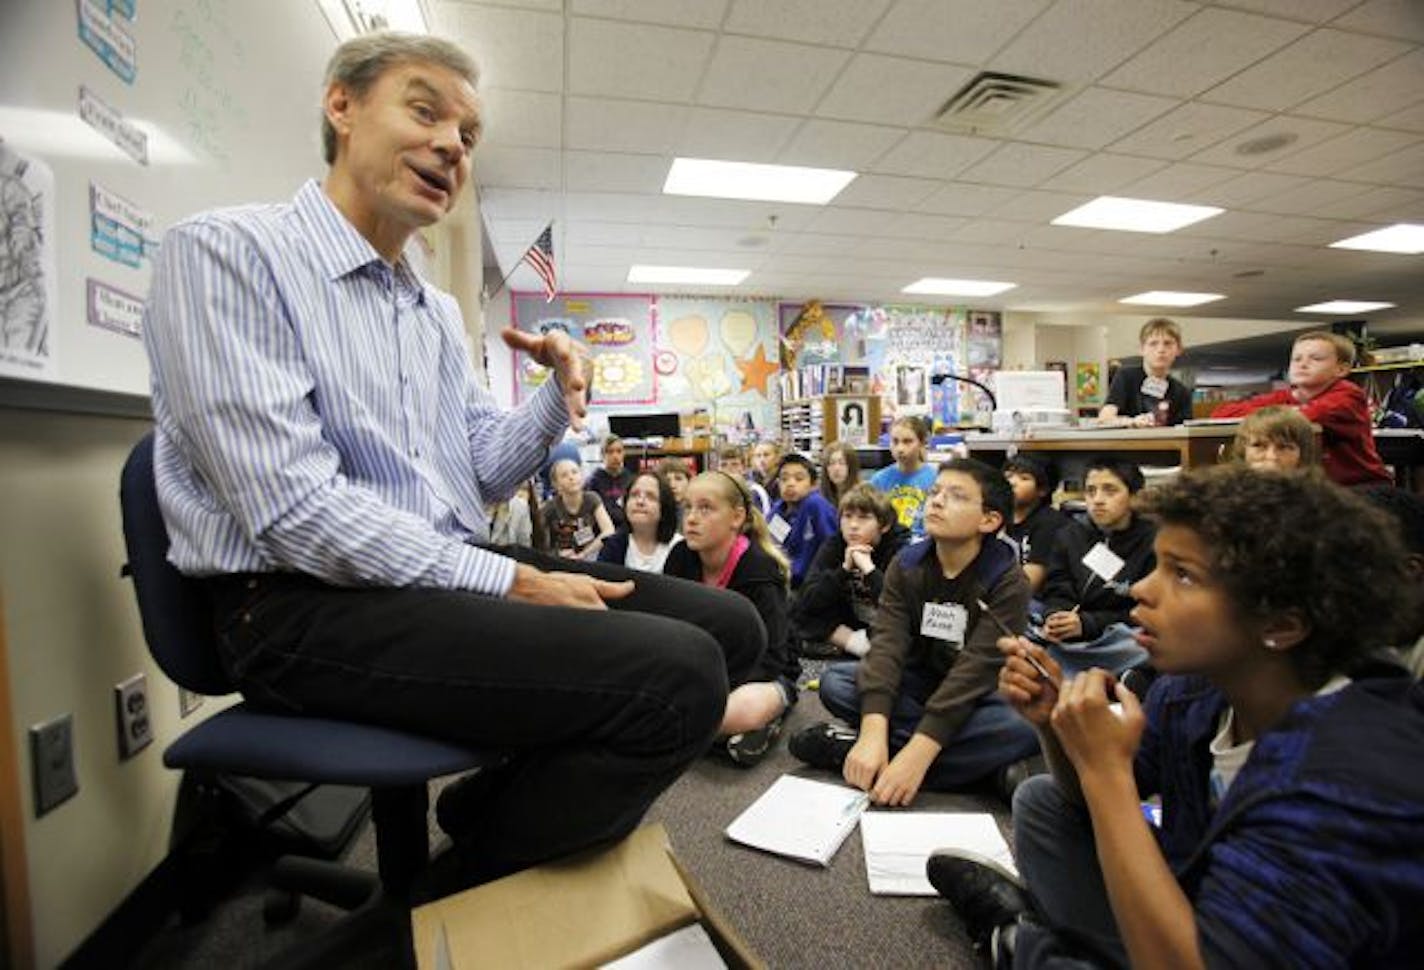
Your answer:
[767,453,838,588]
[871,416,938,538]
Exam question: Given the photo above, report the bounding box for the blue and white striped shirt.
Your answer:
[143,179,568,597]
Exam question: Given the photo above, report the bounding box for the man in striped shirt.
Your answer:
[142,32,763,885]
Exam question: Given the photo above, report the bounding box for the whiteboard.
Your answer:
[0,0,335,397]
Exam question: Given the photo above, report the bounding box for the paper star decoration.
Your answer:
[736,344,778,397]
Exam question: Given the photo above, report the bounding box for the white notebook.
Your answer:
[724,774,869,867]
[859,812,1017,896]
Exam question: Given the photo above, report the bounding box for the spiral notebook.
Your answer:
[724,775,870,867]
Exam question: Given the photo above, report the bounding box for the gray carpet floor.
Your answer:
[131,685,1007,969]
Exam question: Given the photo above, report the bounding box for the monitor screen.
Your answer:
[607,412,682,439]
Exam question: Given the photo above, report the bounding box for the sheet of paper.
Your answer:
[859,812,1017,896]
[601,924,726,970]
[1081,541,1126,582]
[725,774,869,866]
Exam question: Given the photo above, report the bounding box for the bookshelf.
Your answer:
[780,395,882,456]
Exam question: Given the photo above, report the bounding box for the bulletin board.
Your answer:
[510,292,657,406]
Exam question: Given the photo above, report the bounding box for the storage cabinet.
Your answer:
[779,395,882,455]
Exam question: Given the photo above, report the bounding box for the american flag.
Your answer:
[521,224,557,302]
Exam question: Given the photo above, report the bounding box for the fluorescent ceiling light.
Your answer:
[318,0,428,40]
[663,158,856,205]
[901,278,1017,297]
[627,265,750,286]
[1328,223,1424,254]
[1119,291,1225,307]
[1052,196,1223,234]
[1294,300,1395,314]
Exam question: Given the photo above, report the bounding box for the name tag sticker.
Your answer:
[768,515,791,543]
[921,602,968,644]
[1082,542,1126,581]
[1140,375,1169,399]
[573,524,595,547]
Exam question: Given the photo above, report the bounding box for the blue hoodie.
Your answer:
[768,490,838,588]
[1135,666,1424,967]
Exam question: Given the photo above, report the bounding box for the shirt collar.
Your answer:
[294,179,430,304]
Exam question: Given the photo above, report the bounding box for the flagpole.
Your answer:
[482,220,554,305]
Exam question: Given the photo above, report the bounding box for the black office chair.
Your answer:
[121,432,501,968]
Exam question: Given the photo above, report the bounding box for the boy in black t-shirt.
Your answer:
[1003,455,1068,596]
[1099,318,1192,427]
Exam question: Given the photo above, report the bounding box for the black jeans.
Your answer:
[207,546,765,874]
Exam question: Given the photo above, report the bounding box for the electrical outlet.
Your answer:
[29,713,78,816]
[178,687,203,718]
[115,673,153,759]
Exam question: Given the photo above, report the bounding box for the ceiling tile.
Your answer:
[1294,49,1424,123]
[723,0,892,48]
[877,212,972,241]
[1346,141,1424,187]
[806,208,899,235]
[777,120,908,170]
[1123,161,1242,198]
[699,36,851,114]
[987,189,1095,222]
[564,220,643,247]
[771,232,863,255]
[562,151,668,193]
[480,187,558,221]
[1263,215,1373,246]
[672,107,798,162]
[1013,87,1178,150]
[864,0,1050,64]
[815,54,976,127]
[1176,209,1297,241]
[918,182,1024,216]
[1305,185,1424,219]
[474,145,562,190]
[436,4,564,92]
[563,191,667,223]
[1331,0,1424,43]
[565,97,689,153]
[1208,0,1360,20]
[1246,178,1377,216]
[1189,115,1352,169]
[1265,126,1421,176]
[950,219,1033,245]
[957,142,1089,187]
[569,0,729,30]
[1108,102,1269,159]
[1103,8,1310,97]
[1039,154,1170,193]
[871,130,999,179]
[992,0,1198,85]
[1376,101,1424,133]
[1202,28,1409,111]
[831,174,942,210]
[653,196,820,231]
[568,17,714,100]
[479,89,562,148]
[1192,171,1313,208]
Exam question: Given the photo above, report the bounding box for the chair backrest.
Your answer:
[120,431,235,695]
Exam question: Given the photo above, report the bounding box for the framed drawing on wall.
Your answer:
[893,364,930,415]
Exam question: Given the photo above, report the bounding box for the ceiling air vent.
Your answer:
[931,72,1064,136]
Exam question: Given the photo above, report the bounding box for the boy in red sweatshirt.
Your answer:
[1212,330,1391,487]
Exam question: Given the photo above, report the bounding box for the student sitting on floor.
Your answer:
[1229,405,1320,473]
[597,470,681,573]
[819,439,862,509]
[789,459,1039,805]
[929,465,1424,969]
[1003,455,1069,596]
[871,415,938,538]
[1212,330,1391,487]
[539,457,615,561]
[791,484,910,658]
[767,453,839,589]
[1037,456,1156,679]
[664,471,802,766]
[750,439,783,504]
[718,444,770,516]
[655,456,692,531]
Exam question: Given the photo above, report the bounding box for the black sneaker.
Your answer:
[926,848,1030,948]
[995,754,1047,804]
[725,712,785,767]
[788,721,858,771]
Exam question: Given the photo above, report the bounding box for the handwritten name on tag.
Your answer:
[1081,542,1126,582]
[920,602,968,644]
[768,515,791,544]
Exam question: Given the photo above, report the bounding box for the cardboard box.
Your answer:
[411,823,764,970]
